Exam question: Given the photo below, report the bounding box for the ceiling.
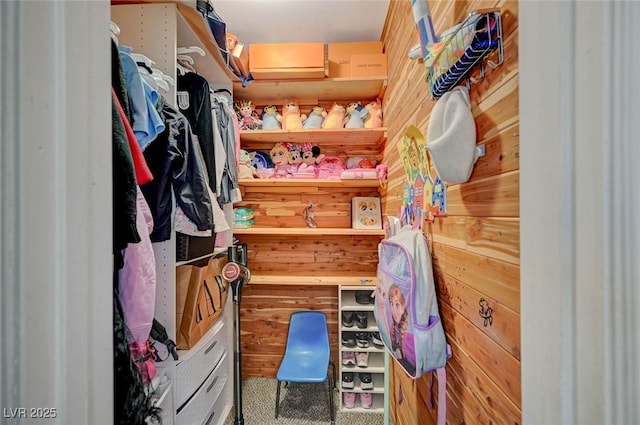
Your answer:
[212,0,391,45]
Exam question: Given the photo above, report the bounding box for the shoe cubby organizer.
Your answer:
[426,8,503,99]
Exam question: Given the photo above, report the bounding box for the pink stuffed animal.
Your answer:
[280,100,307,130]
[363,99,383,128]
[269,142,292,178]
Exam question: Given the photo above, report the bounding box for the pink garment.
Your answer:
[129,340,157,383]
[118,187,156,342]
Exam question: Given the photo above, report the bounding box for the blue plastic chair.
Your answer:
[275,311,335,424]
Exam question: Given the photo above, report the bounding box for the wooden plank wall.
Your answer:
[239,285,340,377]
[380,1,521,424]
[236,187,381,377]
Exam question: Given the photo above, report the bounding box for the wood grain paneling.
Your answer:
[236,234,380,277]
[239,285,339,378]
[382,0,521,424]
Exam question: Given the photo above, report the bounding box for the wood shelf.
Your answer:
[233,77,388,103]
[233,227,385,236]
[238,178,381,188]
[175,2,240,85]
[248,274,377,286]
[112,0,241,84]
[239,127,387,146]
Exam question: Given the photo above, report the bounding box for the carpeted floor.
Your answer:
[223,377,384,425]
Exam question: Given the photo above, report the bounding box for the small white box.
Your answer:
[352,197,382,230]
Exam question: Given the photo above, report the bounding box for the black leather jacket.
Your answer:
[141,96,213,242]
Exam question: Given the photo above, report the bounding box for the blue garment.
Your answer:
[118,45,154,150]
[141,79,165,147]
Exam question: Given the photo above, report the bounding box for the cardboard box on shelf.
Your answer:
[327,41,383,78]
[350,53,388,78]
[249,42,325,80]
[232,42,249,77]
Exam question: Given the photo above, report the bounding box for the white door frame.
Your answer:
[2,1,639,424]
[0,1,113,424]
[520,1,639,424]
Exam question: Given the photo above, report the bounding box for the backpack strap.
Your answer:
[429,344,451,425]
[436,367,447,425]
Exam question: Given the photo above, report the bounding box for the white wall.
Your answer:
[521,1,639,424]
[0,1,113,424]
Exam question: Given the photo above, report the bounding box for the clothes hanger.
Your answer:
[154,70,174,87]
[177,58,197,74]
[176,54,195,65]
[110,21,120,44]
[131,53,155,68]
[177,46,205,57]
[176,63,188,76]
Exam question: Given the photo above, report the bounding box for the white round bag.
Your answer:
[426,86,478,184]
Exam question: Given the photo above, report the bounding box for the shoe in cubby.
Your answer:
[342,351,356,366]
[356,351,369,368]
[355,332,369,348]
[359,372,373,390]
[342,331,356,348]
[355,311,368,329]
[342,372,355,389]
[342,311,354,328]
[343,392,356,409]
[360,392,373,409]
[370,331,384,348]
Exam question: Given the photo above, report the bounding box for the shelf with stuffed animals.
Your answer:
[239,127,387,146]
[234,98,387,184]
[238,178,381,188]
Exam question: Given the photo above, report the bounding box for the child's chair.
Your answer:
[275,311,335,424]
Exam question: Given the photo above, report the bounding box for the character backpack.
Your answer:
[374,225,450,425]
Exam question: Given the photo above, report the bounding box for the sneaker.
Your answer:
[342,331,356,348]
[355,290,374,305]
[370,331,384,348]
[343,392,356,409]
[342,351,356,366]
[355,311,368,329]
[342,311,354,328]
[342,372,355,389]
[355,332,370,348]
[356,351,369,368]
[359,372,373,390]
[360,392,373,409]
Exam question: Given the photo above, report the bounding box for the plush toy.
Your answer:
[303,105,327,129]
[238,149,255,178]
[344,102,368,128]
[363,99,383,128]
[235,99,261,130]
[280,100,307,130]
[269,142,292,178]
[289,144,303,172]
[262,105,282,130]
[345,155,376,169]
[302,142,325,166]
[322,103,346,129]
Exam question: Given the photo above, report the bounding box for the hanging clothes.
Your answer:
[211,93,241,204]
[177,72,218,192]
[112,95,140,267]
[118,187,156,343]
[112,39,131,122]
[113,88,153,185]
[140,96,214,242]
[118,45,165,150]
